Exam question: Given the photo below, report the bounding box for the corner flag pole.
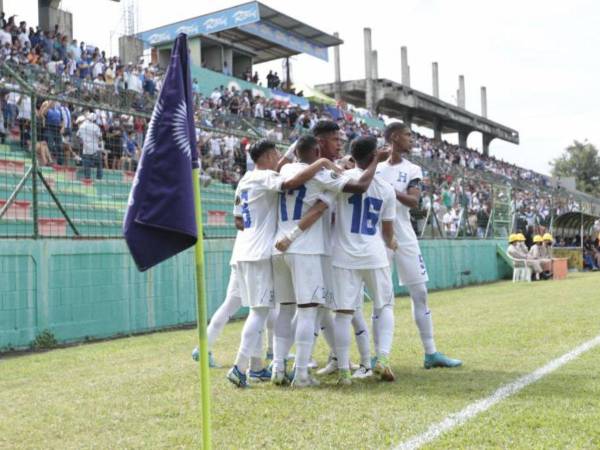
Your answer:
[192,167,212,450]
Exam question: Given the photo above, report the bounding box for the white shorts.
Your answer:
[331,266,394,311]
[321,255,335,308]
[225,264,242,302]
[272,254,325,305]
[388,244,429,286]
[236,260,274,308]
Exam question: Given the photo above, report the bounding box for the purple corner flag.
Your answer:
[123,34,199,271]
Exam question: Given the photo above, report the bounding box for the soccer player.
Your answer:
[328,136,398,385]
[271,133,380,387]
[377,122,462,369]
[277,122,371,377]
[192,212,276,380]
[226,140,337,388]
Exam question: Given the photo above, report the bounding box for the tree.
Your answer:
[551,140,600,196]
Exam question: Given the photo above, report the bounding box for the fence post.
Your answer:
[30,93,39,239]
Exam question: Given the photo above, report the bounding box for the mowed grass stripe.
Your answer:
[397,334,600,450]
[425,344,600,449]
[0,273,598,449]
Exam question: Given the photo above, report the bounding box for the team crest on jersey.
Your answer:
[330,171,339,179]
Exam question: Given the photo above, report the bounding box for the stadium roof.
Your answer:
[136,1,343,63]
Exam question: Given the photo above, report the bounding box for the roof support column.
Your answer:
[403,111,413,128]
[458,75,466,108]
[333,31,342,101]
[433,117,443,142]
[364,27,374,112]
[480,86,488,118]
[432,62,439,98]
[482,133,493,157]
[458,130,470,148]
[371,50,378,79]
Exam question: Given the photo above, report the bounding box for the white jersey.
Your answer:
[231,169,283,262]
[274,163,349,255]
[376,159,423,246]
[229,197,243,266]
[331,169,396,269]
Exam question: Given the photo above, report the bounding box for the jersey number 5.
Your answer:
[241,190,251,228]
[348,194,383,235]
[280,185,306,222]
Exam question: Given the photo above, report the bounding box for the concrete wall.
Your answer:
[202,46,223,73]
[118,36,144,66]
[38,4,73,40]
[0,239,510,351]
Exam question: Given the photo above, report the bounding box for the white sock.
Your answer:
[273,303,296,372]
[352,309,371,367]
[207,293,242,348]
[235,307,269,372]
[318,307,336,355]
[408,283,436,354]
[373,305,394,357]
[249,326,265,371]
[372,311,380,356]
[295,307,318,378]
[334,313,353,371]
[266,308,276,355]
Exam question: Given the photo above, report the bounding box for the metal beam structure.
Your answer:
[315,78,519,145]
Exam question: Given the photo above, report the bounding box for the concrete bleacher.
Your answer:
[0,144,237,238]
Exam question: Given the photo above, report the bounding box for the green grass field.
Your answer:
[2,273,600,449]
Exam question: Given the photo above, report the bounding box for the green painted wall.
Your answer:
[0,239,510,351]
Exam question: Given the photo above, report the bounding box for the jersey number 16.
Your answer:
[348,194,382,236]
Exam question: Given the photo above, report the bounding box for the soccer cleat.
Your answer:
[308,359,318,369]
[373,356,395,382]
[192,348,219,368]
[248,367,272,382]
[424,352,463,369]
[291,374,320,388]
[337,369,352,386]
[316,358,338,375]
[227,365,249,388]
[286,366,296,383]
[352,365,374,379]
[271,370,290,386]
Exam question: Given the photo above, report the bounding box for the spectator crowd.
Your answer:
[0,9,598,242]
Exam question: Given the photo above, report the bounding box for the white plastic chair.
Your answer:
[510,257,531,283]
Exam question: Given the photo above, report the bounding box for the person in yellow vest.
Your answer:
[507,233,543,280]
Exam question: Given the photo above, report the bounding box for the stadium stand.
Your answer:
[0,9,599,243]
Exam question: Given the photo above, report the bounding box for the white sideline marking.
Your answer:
[394,334,600,450]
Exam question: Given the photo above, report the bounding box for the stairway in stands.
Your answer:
[0,143,236,239]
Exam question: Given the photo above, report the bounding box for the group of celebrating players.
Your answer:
[193,120,462,388]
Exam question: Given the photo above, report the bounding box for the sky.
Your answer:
[5,0,599,175]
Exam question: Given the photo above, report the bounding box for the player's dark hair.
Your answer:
[312,120,339,137]
[250,139,276,163]
[384,121,409,143]
[350,136,377,164]
[295,135,319,159]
